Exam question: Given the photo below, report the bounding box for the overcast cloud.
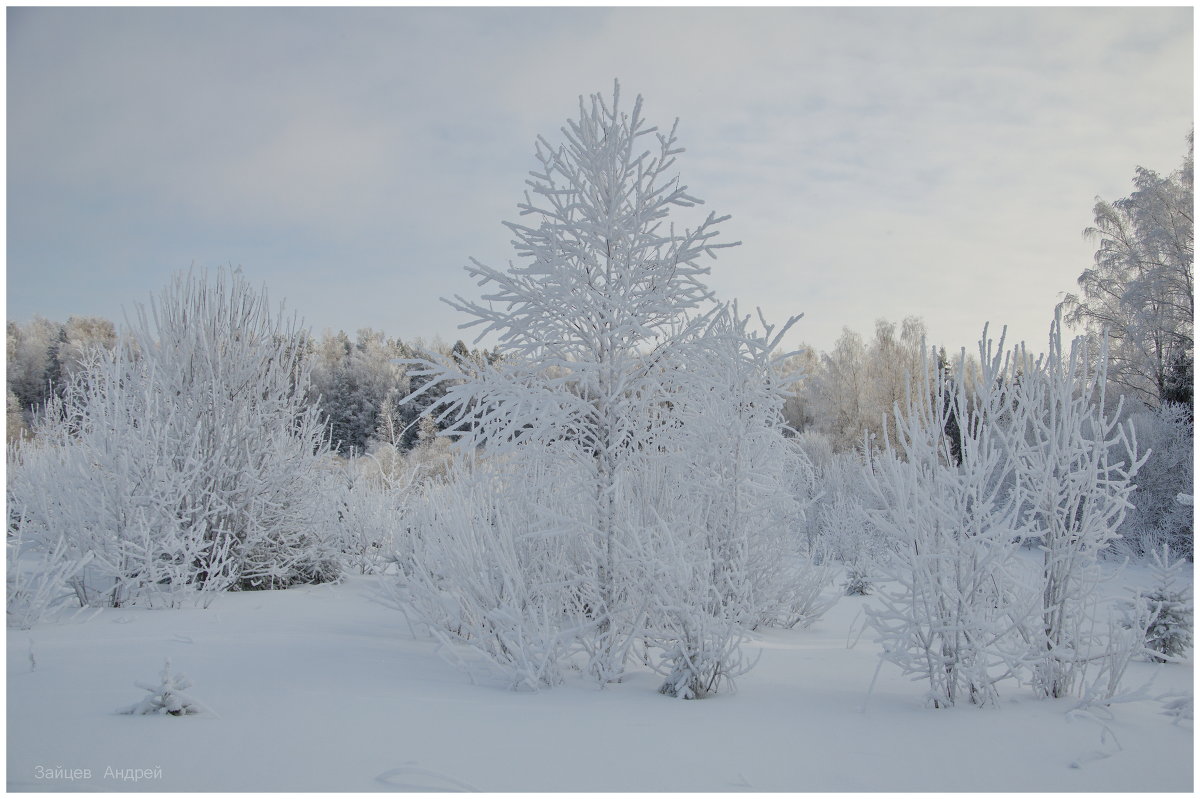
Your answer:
[7,6,1193,354]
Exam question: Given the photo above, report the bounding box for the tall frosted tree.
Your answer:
[409,82,784,686]
[1061,131,1193,407]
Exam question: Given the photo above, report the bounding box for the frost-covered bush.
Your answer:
[771,553,840,628]
[864,327,1028,708]
[648,548,752,700]
[396,451,586,691]
[865,318,1150,707]
[7,269,339,608]
[636,309,823,694]
[801,441,885,594]
[328,418,461,577]
[327,456,415,576]
[658,306,825,625]
[6,518,92,629]
[120,658,211,716]
[819,481,881,596]
[1076,600,1156,706]
[1012,317,1146,699]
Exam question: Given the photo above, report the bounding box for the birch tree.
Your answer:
[1061,131,1193,407]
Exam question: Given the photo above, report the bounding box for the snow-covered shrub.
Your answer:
[866,318,1148,706]
[658,306,824,625]
[636,343,811,693]
[327,456,414,576]
[843,566,873,598]
[9,405,241,609]
[1078,599,1156,705]
[804,444,886,594]
[120,658,211,716]
[7,269,338,607]
[6,515,93,629]
[771,552,840,629]
[818,491,878,597]
[397,452,585,691]
[1011,317,1146,699]
[400,417,456,485]
[790,430,836,545]
[648,544,753,700]
[864,327,1028,708]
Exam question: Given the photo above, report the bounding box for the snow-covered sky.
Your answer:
[7,6,1193,354]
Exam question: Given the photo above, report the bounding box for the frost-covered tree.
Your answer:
[405,83,811,696]
[7,269,338,607]
[408,82,740,684]
[865,317,927,447]
[1061,131,1193,407]
[807,328,869,451]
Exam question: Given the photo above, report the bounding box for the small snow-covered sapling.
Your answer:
[843,567,872,597]
[120,658,211,716]
[1138,545,1193,663]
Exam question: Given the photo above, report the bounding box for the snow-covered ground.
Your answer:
[7,568,1193,792]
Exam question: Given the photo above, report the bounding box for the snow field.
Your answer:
[7,569,1192,792]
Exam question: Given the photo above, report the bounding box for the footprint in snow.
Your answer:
[375,763,479,792]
